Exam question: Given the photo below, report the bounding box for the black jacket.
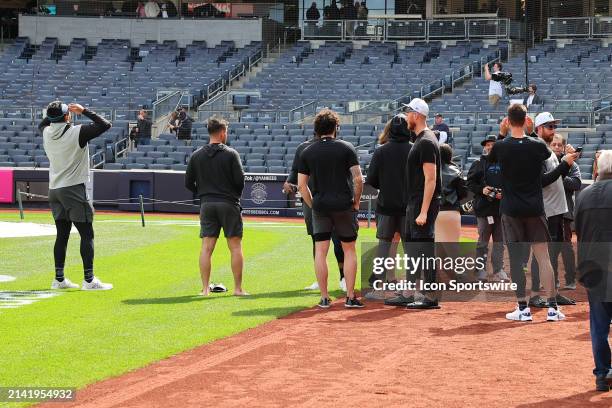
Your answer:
[306,5,320,20]
[440,163,468,211]
[137,117,152,139]
[557,153,582,220]
[366,134,412,216]
[575,178,612,297]
[467,154,503,217]
[523,93,543,106]
[177,112,193,140]
[185,143,244,205]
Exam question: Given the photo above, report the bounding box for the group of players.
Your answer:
[39,97,581,320]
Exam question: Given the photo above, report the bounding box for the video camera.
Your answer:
[491,71,529,95]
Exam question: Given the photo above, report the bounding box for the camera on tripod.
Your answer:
[491,71,529,95]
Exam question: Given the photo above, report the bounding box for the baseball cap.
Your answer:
[534,112,561,128]
[46,101,69,122]
[389,113,411,139]
[480,135,497,146]
[402,98,429,118]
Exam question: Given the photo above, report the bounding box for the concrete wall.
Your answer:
[19,15,262,47]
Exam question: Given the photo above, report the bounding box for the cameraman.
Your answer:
[484,62,504,108]
[467,135,507,282]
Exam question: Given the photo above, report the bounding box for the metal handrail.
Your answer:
[90,150,105,169]
[114,137,129,160]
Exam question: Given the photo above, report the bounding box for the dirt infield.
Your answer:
[38,298,609,408]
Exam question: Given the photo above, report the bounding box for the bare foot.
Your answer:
[233,290,249,297]
[200,289,210,296]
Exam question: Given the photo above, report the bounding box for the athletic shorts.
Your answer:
[302,203,314,236]
[48,184,94,223]
[376,214,406,241]
[404,199,439,241]
[312,208,359,242]
[200,202,243,238]
[501,214,550,243]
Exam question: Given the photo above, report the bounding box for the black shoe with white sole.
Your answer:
[345,297,365,308]
[406,297,440,310]
[317,297,331,309]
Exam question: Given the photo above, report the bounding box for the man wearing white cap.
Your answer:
[402,98,442,310]
[529,112,577,307]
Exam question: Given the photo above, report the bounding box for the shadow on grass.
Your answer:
[122,295,213,305]
[232,306,307,317]
[122,289,326,306]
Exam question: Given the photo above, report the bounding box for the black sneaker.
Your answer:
[528,295,548,308]
[345,297,365,308]
[406,297,440,309]
[555,293,576,306]
[596,377,610,392]
[384,294,414,307]
[317,297,331,309]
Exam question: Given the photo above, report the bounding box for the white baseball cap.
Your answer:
[403,98,429,118]
[534,112,561,128]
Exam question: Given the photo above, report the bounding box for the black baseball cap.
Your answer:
[46,100,68,122]
[390,113,412,139]
[480,135,497,146]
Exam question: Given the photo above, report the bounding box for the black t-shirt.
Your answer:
[298,137,359,212]
[286,139,316,187]
[488,135,550,217]
[405,129,442,202]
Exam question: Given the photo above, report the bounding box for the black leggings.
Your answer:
[54,220,94,277]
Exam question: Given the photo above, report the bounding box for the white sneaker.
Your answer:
[51,278,79,289]
[476,269,488,281]
[305,281,319,290]
[506,306,532,322]
[547,307,565,322]
[81,277,113,291]
[340,278,347,293]
[492,270,509,282]
[564,282,577,290]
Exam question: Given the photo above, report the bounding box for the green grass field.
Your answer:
[0,211,377,407]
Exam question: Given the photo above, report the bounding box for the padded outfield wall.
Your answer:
[19,14,263,48]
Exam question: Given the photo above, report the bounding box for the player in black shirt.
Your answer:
[403,98,442,310]
[298,109,364,309]
[283,137,347,292]
[488,104,575,322]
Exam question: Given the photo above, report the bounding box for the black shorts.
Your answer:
[48,184,94,223]
[501,214,550,243]
[302,203,314,236]
[404,199,439,241]
[376,214,406,241]
[312,208,359,242]
[200,202,243,238]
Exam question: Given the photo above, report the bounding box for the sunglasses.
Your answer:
[543,124,557,130]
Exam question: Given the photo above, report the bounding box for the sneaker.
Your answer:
[384,293,414,307]
[81,277,113,291]
[51,278,79,289]
[305,281,319,290]
[339,278,347,293]
[546,307,565,322]
[528,295,548,308]
[476,269,488,282]
[555,293,576,306]
[364,290,386,300]
[506,306,533,321]
[595,377,610,392]
[406,297,440,309]
[317,297,331,309]
[345,297,364,308]
[564,282,577,290]
[491,270,509,282]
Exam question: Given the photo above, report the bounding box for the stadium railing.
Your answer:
[548,17,612,38]
[302,18,510,41]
